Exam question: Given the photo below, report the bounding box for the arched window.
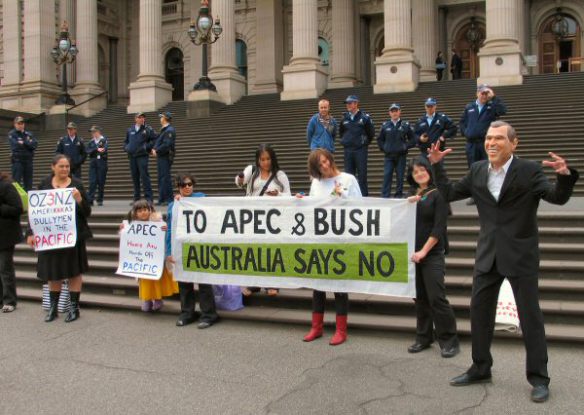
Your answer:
[165,48,184,101]
[318,37,329,66]
[236,39,248,79]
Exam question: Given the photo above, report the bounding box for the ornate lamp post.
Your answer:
[51,21,78,105]
[551,8,569,39]
[465,17,483,52]
[187,0,223,91]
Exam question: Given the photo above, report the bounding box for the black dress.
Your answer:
[35,176,92,281]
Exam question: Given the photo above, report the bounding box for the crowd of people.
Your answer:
[2,82,580,403]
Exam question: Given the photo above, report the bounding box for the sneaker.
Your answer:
[141,300,153,312]
[2,304,15,313]
[152,299,164,312]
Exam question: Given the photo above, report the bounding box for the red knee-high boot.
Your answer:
[329,315,347,346]
[303,312,324,342]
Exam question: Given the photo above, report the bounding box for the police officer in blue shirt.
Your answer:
[377,103,416,198]
[414,98,457,157]
[56,122,86,179]
[124,112,156,203]
[339,95,375,196]
[86,125,108,206]
[152,112,175,205]
[8,116,38,191]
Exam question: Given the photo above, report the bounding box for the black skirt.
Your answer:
[36,239,89,281]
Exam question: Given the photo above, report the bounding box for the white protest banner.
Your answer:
[116,220,166,280]
[28,188,77,252]
[171,196,417,297]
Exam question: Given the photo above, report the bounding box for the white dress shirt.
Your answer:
[488,156,514,201]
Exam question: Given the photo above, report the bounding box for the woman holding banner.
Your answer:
[406,157,459,358]
[167,173,220,329]
[302,149,361,346]
[27,154,92,323]
[235,144,291,297]
[0,171,23,313]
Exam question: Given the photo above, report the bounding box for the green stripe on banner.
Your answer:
[182,242,408,283]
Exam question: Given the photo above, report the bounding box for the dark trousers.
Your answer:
[88,159,108,203]
[381,154,407,198]
[11,159,33,191]
[465,141,487,167]
[71,165,82,180]
[130,156,152,201]
[436,69,444,81]
[414,254,458,348]
[343,147,369,196]
[0,248,17,306]
[312,290,348,316]
[468,264,549,387]
[178,281,218,323]
[157,157,173,203]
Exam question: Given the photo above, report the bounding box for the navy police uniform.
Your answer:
[377,117,416,198]
[8,127,37,191]
[56,135,86,179]
[124,122,156,202]
[154,116,175,204]
[86,133,108,205]
[414,112,457,155]
[339,102,375,196]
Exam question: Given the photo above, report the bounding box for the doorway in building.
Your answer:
[236,39,248,79]
[539,12,581,73]
[453,19,486,79]
[165,48,184,101]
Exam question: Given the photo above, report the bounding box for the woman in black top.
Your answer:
[406,158,459,358]
[27,154,92,323]
[0,171,23,312]
[435,51,446,81]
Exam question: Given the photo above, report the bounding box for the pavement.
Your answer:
[1,302,583,415]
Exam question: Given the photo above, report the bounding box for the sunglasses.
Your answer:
[179,182,193,188]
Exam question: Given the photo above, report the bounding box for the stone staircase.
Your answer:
[2,72,584,342]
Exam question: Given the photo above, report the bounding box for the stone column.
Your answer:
[207,0,246,104]
[281,0,328,100]
[477,0,523,86]
[128,0,172,113]
[329,0,356,88]
[0,0,23,102]
[250,0,283,94]
[71,0,106,116]
[59,0,75,87]
[412,0,437,82]
[374,0,418,93]
[19,0,61,113]
[438,7,448,67]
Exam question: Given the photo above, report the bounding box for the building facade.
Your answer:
[0,0,582,115]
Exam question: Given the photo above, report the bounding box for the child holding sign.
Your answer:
[126,200,178,312]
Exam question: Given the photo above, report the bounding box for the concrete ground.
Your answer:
[1,302,582,415]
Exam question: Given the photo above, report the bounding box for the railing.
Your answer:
[569,57,583,72]
[162,2,178,16]
[65,90,108,124]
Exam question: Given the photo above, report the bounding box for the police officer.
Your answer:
[124,112,156,203]
[459,84,507,204]
[86,125,108,206]
[152,112,175,205]
[414,98,457,158]
[339,95,375,196]
[56,122,86,179]
[377,103,416,198]
[8,116,37,191]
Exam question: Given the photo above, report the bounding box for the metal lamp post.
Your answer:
[51,21,78,105]
[188,0,223,91]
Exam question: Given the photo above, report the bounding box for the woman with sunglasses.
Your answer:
[166,173,219,329]
[405,157,459,358]
[235,144,291,297]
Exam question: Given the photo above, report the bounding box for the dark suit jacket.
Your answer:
[0,178,23,249]
[432,157,579,276]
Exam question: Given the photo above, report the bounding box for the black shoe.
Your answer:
[450,372,492,386]
[65,292,80,323]
[531,385,549,403]
[408,342,432,353]
[176,313,197,327]
[45,291,60,322]
[97,201,103,206]
[466,198,476,205]
[197,319,218,329]
[441,345,460,358]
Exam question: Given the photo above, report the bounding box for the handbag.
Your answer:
[41,281,71,313]
[435,63,446,70]
[212,285,244,311]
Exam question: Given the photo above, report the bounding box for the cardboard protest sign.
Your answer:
[171,196,417,297]
[116,220,166,280]
[28,188,77,251]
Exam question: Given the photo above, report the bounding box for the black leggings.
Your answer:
[312,290,348,315]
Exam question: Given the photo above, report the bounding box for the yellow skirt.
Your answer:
[138,268,178,301]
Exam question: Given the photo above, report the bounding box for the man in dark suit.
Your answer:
[427,120,579,403]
